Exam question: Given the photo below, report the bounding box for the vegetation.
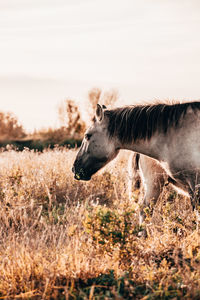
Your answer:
[0,148,199,299]
[0,88,118,151]
[58,99,86,139]
[0,111,26,140]
[0,100,84,151]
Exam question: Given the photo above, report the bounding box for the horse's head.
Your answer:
[72,104,120,181]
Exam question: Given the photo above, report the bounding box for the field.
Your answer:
[0,147,199,299]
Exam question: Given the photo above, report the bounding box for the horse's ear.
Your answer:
[96,104,104,121]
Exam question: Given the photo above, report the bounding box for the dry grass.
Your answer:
[0,148,199,299]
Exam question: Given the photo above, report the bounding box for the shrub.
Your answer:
[0,111,26,140]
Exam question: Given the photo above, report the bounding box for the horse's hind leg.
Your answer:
[138,156,166,227]
[139,181,162,225]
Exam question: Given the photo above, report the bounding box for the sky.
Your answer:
[0,0,200,132]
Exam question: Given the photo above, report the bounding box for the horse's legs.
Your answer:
[139,181,162,225]
[137,155,167,231]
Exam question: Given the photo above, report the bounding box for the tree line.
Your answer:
[0,88,118,149]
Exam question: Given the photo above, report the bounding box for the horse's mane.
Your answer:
[104,101,200,143]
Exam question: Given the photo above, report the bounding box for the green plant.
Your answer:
[84,206,143,265]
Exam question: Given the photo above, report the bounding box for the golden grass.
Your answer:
[0,148,199,299]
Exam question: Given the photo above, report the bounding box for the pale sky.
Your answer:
[0,0,200,131]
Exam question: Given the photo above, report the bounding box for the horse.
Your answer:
[72,102,200,222]
[128,152,189,224]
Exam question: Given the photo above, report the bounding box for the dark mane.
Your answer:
[104,101,200,143]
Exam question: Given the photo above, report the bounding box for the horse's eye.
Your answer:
[85,133,92,141]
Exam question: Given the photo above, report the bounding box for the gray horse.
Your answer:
[72,102,200,220]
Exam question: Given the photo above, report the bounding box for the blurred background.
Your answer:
[0,0,200,147]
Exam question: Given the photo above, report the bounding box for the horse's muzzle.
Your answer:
[72,166,91,181]
[75,174,91,181]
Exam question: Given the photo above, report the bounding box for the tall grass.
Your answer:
[0,148,199,299]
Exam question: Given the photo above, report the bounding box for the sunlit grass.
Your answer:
[0,148,199,299]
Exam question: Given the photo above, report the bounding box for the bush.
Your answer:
[84,206,142,265]
[0,111,26,140]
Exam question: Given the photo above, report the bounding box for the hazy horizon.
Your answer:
[0,0,200,131]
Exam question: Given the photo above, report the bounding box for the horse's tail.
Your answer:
[133,153,141,189]
[128,152,141,190]
[127,152,141,201]
[166,176,177,186]
[135,153,140,170]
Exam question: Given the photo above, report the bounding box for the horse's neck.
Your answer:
[121,133,168,161]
